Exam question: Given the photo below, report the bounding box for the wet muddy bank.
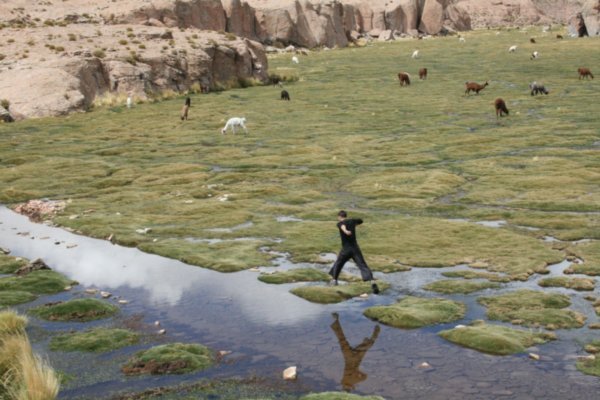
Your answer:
[1,207,600,399]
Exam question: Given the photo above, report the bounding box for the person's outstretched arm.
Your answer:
[340,224,352,236]
[354,218,363,225]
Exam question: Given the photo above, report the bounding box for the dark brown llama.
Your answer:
[398,72,411,86]
[578,67,594,80]
[180,97,191,121]
[419,68,428,80]
[495,98,509,118]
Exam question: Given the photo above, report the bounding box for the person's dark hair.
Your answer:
[338,210,347,218]
[185,97,191,106]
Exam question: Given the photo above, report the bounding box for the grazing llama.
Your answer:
[529,82,549,96]
[508,45,517,52]
[495,98,509,118]
[578,67,594,79]
[221,117,248,135]
[281,90,290,101]
[398,72,411,86]
[465,81,488,95]
[530,38,536,43]
[531,51,539,59]
[419,68,428,80]
[411,50,419,59]
[181,97,191,120]
[126,93,133,108]
[292,56,299,64]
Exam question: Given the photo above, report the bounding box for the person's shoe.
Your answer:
[371,282,380,294]
[328,279,339,286]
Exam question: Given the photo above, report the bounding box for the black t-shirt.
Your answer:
[337,218,363,248]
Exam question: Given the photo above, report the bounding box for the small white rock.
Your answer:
[283,366,297,380]
[64,286,72,291]
[418,362,431,369]
[66,243,78,249]
[454,324,467,329]
[249,267,260,272]
[118,299,129,305]
[68,215,79,220]
[218,350,232,357]
[529,353,540,361]
[154,321,161,326]
[359,293,369,299]
[85,288,98,294]
[100,291,112,298]
[157,329,166,335]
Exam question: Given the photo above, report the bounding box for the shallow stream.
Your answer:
[1,207,599,399]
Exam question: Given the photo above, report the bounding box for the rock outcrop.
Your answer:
[0,25,267,119]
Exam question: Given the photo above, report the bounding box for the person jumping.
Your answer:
[329,210,379,294]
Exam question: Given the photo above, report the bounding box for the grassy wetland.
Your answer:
[0,28,599,398]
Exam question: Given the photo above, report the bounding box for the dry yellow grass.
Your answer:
[0,311,59,400]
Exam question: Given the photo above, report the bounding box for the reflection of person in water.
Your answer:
[331,313,380,392]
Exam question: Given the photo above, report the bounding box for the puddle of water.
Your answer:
[276,216,304,223]
[185,237,282,244]
[475,220,507,228]
[205,221,254,233]
[1,207,600,399]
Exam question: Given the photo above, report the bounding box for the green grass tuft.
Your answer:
[424,279,501,294]
[290,281,389,304]
[439,320,556,355]
[122,343,213,375]
[0,254,28,274]
[0,270,76,295]
[363,296,465,329]
[301,393,385,400]
[0,291,37,307]
[29,298,119,322]
[50,328,139,353]
[479,290,586,329]
[538,276,595,291]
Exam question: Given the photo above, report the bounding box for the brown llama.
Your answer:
[556,34,563,39]
[180,97,191,121]
[465,81,488,95]
[495,98,509,118]
[398,72,411,86]
[578,67,594,80]
[419,68,428,80]
[530,38,536,43]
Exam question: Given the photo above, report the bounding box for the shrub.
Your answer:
[92,49,105,58]
[0,54,5,61]
[68,33,77,41]
[118,39,128,46]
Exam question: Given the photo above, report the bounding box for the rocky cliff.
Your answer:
[0,25,267,120]
[0,0,598,120]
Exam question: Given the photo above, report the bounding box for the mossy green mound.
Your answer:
[0,290,36,307]
[301,393,385,400]
[479,290,586,329]
[424,279,501,294]
[258,268,330,284]
[258,269,361,284]
[565,242,600,276]
[439,321,557,355]
[363,296,465,329]
[0,254,27,274]
[50,328,139,353]
[122,343,213,375]
[538,277,595,291]
[442,270,510,283]
[576,340,600,377]
[0,270,75,295]
[30,298,119,322]
[290,281,390,304]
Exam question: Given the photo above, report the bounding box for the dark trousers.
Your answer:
[329,246,374,281]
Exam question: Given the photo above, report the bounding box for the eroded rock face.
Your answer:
[0,26,267,119]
